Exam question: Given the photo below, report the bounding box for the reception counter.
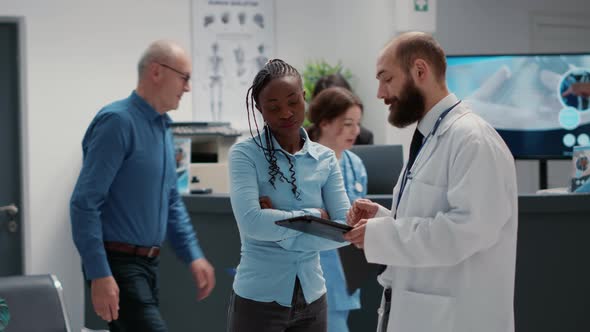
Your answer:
[85,193,590,332]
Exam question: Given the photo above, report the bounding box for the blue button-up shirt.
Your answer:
[70,91,203,280]
[229,128,351,306]
[320,150,367,312]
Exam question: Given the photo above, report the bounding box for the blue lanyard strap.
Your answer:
[342,150,358,190]
[394,100,461,218]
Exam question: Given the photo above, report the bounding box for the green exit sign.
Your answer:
[414,0,429,12]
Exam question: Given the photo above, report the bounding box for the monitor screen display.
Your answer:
[446,54,590,159]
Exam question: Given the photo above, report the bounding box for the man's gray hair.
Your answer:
[137,40,178,79]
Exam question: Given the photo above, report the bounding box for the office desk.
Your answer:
[85,193,590,332]
[513,193,590,332]
[365,194,590,332]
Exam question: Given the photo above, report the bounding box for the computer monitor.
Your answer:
[446,53,590,159]
[349,145,404,195]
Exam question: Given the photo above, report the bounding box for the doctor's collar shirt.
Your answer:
[417,93,460,138]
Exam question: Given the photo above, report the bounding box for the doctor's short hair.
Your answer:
[307,87,363,141]
[394,33,447,83]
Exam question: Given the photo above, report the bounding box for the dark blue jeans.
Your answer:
[106,251,167,332]
[227,278,327,332]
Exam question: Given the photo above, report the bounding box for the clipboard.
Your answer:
[275,215,352,242]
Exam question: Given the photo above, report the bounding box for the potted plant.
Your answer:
[300,59,353,126]
[301,59,353,102]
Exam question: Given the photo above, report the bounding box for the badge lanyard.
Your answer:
[394,101,461,218]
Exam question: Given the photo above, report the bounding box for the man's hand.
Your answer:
[91,276,119,322]
[562,82,590,98]
[347,199,379,226]
[189,258,216,301]
[259,196,273,209]
[343,219,368,248]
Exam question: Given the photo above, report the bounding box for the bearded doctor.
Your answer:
[344,32,518,332]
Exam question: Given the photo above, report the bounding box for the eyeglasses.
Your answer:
[157,62,191,83]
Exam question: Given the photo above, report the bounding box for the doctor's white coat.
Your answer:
[364,98,518,332]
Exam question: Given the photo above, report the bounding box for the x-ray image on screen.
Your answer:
[447,54,590,158]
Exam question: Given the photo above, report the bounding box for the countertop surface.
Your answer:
[183,192,590,214]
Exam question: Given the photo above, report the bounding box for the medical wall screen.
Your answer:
[446,54,590,159]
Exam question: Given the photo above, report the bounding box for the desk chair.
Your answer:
[0,274,71,332]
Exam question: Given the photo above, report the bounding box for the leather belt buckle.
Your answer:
[146,246,159,258]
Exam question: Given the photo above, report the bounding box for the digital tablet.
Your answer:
[275,215,352,242]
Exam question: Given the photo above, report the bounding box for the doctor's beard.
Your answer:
[387,77,426,128]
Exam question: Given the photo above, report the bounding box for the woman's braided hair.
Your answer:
[246,59,302,200]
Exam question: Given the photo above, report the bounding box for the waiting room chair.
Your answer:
[0,274,71,332]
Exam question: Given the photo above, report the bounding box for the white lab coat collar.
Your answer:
[417,93,460,137]
[408,94,469,177]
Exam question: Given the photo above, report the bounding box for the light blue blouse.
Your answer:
[229,128,351,306]
[320,150,368,312]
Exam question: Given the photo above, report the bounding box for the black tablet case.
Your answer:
[275,215,380,294]
[275,215,352,242]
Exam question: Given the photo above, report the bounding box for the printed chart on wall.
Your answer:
[192,0,275,130]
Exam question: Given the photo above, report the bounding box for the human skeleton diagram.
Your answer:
[208,42,225,121]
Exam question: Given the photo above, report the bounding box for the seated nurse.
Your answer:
[307,87,368,332]
[227,59,351,332]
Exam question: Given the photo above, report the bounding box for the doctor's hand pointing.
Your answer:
[346,199,379,226]
[344,199,381,249]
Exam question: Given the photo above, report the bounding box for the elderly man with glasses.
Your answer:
[70,40,215,332]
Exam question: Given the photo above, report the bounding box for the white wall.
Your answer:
[275,0,396,147]
[1,0,589,330]
[437,0,590,54]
